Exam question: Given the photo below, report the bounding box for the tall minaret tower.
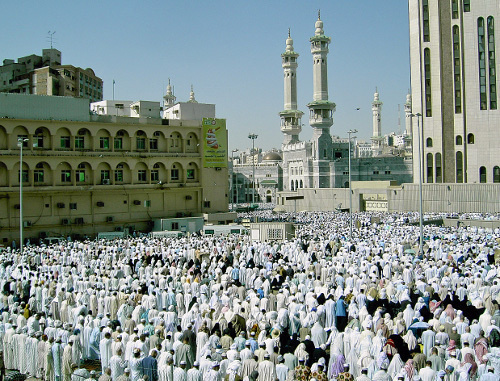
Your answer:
[163,79,176,108]
[280,29,303,145]
[403,91,413,154]
[404,91,412,136]
[371,88,384,156]
[307,11,336,188]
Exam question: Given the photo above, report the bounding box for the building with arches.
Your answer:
[409,0,500,183]
[0,92,228,244]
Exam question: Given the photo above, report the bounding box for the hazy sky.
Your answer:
[2,0,410,152]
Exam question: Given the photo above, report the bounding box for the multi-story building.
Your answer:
[0,49,103,102]
[409,0,500,183]
[0,92,228,244]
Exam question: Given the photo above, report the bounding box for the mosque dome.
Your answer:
[262,152,282,161]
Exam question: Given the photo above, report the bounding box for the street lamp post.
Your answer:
[18,137,29,255]
[410,113,424,255]
[347,129,358,241]
[231,149,239,211]
[248,134,258,205]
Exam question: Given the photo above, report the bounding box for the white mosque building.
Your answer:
[281,13,412,191]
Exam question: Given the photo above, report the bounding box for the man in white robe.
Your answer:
[109,348,126,380]
[257,354,276,381]
[62,341,73,381]
[25,332,39,376]
[100,332,113,370]
[186,361,202,381]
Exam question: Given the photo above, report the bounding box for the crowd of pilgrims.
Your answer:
[0,211,499,381]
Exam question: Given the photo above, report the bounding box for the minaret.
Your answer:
[188,85,198,103]
[280,29,303,145]
[371,88,383,155]
[404,91,412,136]
[163,79,176,107]
[307,11,336,187]
[403,91,413,153]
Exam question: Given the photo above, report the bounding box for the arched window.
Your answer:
[426,153,434,183]
[488,17,497,109]
[290,181,294,191]
[479,166,487,183]
[494,166,500,183]
[456,151,463,183]
[463,0,470,13]
[435,153,442,183]
[424,48,432,116]
[453,25,462,113]
[467,133,475,144]
[423,0,430,42]
[478,17,487,110]
[456,135,463,145]
[452,0,459,19]
[426,137,433,147]
[300,180,303,188]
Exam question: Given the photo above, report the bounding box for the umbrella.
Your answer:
[409,322,429,329]
[404,248,416,254]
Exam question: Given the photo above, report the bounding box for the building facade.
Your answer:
[231,151,283,205]
[409,0,500,183]
[0,49,103,102]
[0,93,228,244]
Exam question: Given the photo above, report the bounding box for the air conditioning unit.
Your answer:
[23,221,32,227]
[74,217,84,225]
[153,131,161,137]
[78,130,86,135]
[14,204,20,210]
[106,216,114,222]
[133,200,141,205]
[96,201,105,207]
[57,203,65,208]
[61,218,70,225]
[102,179,110,185]
[215,167,222,171]
[185,195,192,200]
[179,183,185,187]
[114,226,123,232]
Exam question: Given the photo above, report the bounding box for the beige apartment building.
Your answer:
[0,94,228,244]
[1,48,103,102]
[409,0,500,183]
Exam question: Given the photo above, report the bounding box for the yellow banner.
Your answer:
[202,118,227,168]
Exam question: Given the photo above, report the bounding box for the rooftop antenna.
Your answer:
[47,31,56,49]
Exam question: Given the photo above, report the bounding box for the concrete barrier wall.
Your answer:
[276,183,500,213]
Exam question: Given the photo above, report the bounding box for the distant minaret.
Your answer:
[307,11,336,187]
[403,91,413,153]
[371,88,383,156]
[163,79,176,107]
[188,85,198,103]
[404,91,412,135]
[280,29,303,145]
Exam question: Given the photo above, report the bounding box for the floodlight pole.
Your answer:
[248,134,258,205]
[18,137,29,255]
[347,129,357,242]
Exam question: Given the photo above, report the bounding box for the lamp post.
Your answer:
[231,148,239,210]
[18,137,29,255]
[412,112,424,255]
[248,134,258,205]
[347,129,357,241]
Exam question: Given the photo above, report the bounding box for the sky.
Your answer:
[1,0,411,152]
